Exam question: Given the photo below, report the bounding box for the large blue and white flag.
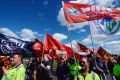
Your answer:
[0,33,34,56]
[89,17,120,42]
[84,18,120,55]
[96,17,120,36]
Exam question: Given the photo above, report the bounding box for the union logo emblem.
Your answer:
[67,7,80,16]
[97,17,120,35]
[0,36,25,54]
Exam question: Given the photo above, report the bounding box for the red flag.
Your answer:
[0,56,11,68]
[44,34,81,60]
[32,39,43,57]
[77,43,88,52]
[63,2,120,24]
[97,46,110,61]
[44,34,64,52]
[62,44,81,59]
[77,42,92,56]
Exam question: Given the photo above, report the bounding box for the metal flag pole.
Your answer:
[88,21,95,53]
[66,25,77,63]
[62,1,77,64]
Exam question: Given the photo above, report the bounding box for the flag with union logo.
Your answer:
[63,2,120,24]
[0,33,34,56]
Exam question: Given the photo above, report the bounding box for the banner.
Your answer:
[0,33,34,56]
[97,46,110,61]
[32,39,43,57]
[63,2,120,24]
[44,34,64,52]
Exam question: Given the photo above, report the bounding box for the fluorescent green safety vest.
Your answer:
[69,63,81,80]
[113,64,120,76]
[79,71,100,80]
[2,64,26,80]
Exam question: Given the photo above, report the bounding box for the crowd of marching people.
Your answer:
[0,52,120,80]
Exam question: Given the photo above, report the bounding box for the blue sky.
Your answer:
[0,0,66,39]
[0,0,120,55]
[0,0,90,44]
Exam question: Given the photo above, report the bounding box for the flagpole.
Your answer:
[88,21,95,52]
[66,25,77,63]
[83,4,95,53]
[62,1,77,64]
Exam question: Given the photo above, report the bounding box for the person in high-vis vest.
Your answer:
[2,53,26,80]
[78,57,100,80]
[113,56,120,80]
[68,57,81,80]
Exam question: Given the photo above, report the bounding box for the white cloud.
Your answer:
[20,28,38,41]
[106,40,120,45]
[95,0,115,7]
[80,29,86,32]
[53,33,67,41]
[38,33,43,37]
[0,28,18,38]
[77,29,86,33]
[0,27,42,41]
[70,0,93,4]
[70,0,116,7]
[68,23,88,31]
[104,40,120,55]
[57,8,66,26]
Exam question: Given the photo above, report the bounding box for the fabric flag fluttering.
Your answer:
[97,46,110,61]
[44,34,81,60]
[77,42,88,52]
[44,34,64,52]
[44,34,66,60]
[63,2,120,24]
[0,33,34,56]
[32,39,43,57]
[77,42,91,56]
[62,44,81,60]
